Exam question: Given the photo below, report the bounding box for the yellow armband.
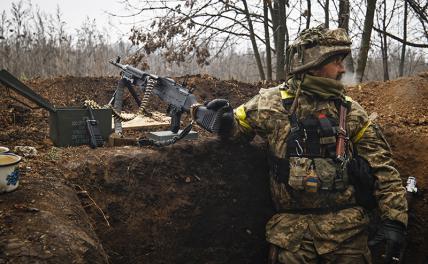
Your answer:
[234,105,252,131]
[352,120,371,144]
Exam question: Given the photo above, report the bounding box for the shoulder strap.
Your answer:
[280,88,295,109]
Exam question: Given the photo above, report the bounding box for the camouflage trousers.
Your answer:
[275,229,372,264]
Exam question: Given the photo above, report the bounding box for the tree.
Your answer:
[123,0,298,81]
[399,0,408,77]
[338,0,354,73]
[242,0,265,80]
[406,0,428,41]
[376,0,398,81]
[379,0,389,81]
[272,0,288,80]
[355,0,377,82]
[113,0,428,82]
[263,0,273,80]
[317,0,330,28]
[306,0,312,29]
[125,1,269,79]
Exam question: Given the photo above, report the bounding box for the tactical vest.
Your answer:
[275,89,351,193]
[235,86,377,211]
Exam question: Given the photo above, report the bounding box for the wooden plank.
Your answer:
[112,111,170,130]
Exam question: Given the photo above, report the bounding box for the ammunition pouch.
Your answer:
[270,156,349,192]
[348,155,377,210]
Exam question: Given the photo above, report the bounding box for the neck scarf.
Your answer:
[289,74,345,101]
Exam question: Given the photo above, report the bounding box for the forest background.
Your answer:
[0,0,427,83]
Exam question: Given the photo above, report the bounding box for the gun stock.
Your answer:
[336,104,348,162]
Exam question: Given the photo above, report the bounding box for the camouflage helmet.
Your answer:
[286,25,352,74]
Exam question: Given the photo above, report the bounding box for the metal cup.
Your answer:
[0,153,22,193]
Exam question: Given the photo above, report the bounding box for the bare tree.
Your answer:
[121,0,298,80]
[376,0,398,81]
[306,0,312,29]
[273,0,288,80]
[2,0,427,82]
[0,1,130,78]
[9,0,31,74]
[355,0,377,82]
[125,1,266,75]
[263,0,273,80]
[399,0,408,77]
[317,0,329,28]
[242,0,265,80]
[406,0,428,41]
[338,0,354,72]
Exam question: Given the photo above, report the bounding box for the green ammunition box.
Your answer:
[0,70,113,147]
[49,107,112,147]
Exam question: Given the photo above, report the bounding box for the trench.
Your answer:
[68,139,274,264]
[66,129,428,264]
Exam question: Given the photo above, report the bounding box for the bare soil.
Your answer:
[0,72,427,263]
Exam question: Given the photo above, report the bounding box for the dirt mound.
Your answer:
[347,73,428,134]
[347,73,428,263]
[0,73,427,263]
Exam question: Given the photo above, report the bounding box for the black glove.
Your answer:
[205,99,234,137]
[368,220,406,263]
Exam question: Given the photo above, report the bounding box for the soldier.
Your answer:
[203,25,408,263]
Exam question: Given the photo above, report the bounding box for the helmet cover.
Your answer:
[287,25,352,74]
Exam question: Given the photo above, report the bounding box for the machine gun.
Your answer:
[109,57,228,145]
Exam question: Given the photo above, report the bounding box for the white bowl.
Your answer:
[0,147,9,154]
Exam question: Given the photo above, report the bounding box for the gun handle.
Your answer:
[170,111,182,134]
[193,105,226,133]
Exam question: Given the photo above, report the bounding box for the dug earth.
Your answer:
[0,73,427,263]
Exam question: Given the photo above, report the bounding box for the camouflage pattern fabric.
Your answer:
[229,78,408,255]
[287,25,352,74]
[277,227,371,263]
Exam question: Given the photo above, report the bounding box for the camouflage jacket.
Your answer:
[230,82,408,253]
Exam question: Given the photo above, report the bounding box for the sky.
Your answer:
[2,0,137,40]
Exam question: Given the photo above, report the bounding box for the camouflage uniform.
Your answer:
[228,26,408,264]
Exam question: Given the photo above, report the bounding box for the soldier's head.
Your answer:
[286,25,351,81]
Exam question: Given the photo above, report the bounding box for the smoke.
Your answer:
[340,72,357,85]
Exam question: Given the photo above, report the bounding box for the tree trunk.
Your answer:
[381,0,389,81]
[264,1,272,80]
[269,1,278,59]
[306,0,312,29]
[273,0,287,80]
[324,0,330,28]
[355,0,377,82]
[242,0,265,80]
[399,0,408,77]
[339,0,354,73]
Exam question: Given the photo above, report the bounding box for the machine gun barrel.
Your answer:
[109,58,228,136]
[109,60,157,80]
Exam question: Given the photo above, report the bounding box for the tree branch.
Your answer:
[373,26,428,47]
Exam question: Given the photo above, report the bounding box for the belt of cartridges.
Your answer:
[83,99,145,121]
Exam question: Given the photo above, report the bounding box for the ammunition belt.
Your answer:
[83,99,137,121]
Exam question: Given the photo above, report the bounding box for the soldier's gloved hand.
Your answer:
[368,220,406,263]
[205,99,234,137]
